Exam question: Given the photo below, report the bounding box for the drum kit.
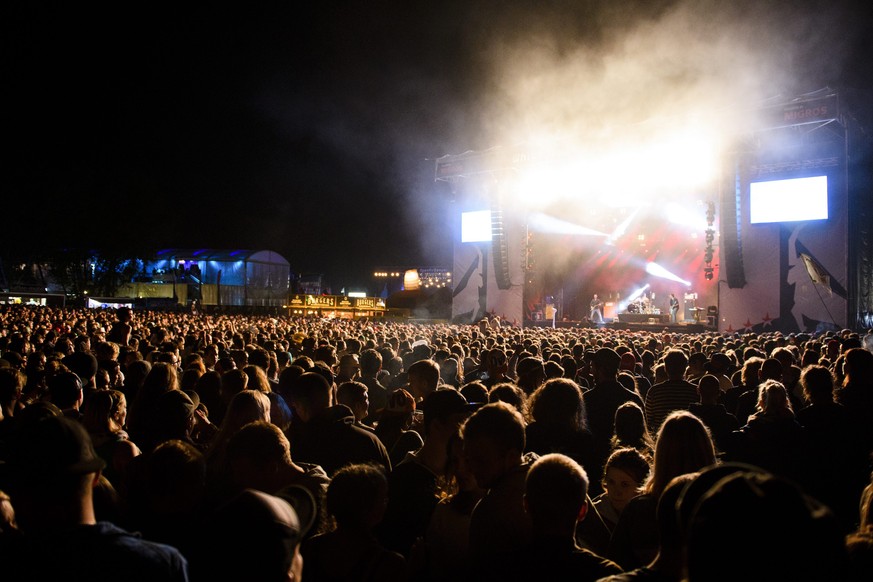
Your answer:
[626,296,659,315]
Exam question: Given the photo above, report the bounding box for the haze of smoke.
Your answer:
[478,0,855,146]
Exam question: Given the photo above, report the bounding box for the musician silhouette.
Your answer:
[590,294,604,323]
[669,293,680,323]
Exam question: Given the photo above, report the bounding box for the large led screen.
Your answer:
[749,176,828,224]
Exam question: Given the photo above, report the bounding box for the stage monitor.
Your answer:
[749,176,828,224]
[461,210,492,242]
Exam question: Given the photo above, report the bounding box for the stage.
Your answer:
[525,319,711,334]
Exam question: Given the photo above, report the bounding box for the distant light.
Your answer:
[348,292,366,298]
[404,269,421,291]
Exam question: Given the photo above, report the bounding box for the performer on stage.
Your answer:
[590,294,604,323]
[669,293,680,323]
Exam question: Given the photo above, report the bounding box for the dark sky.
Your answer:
[6,1,871,289]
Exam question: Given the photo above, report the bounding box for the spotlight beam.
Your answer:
[645,262,691,286]
[528,213,609,237]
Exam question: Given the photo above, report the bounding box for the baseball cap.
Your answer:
[421,389,478,426]
[202,488,313,580]
[5,416,106,482]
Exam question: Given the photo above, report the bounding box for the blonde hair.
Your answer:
[642,410,717,498]
[755,380,794,419]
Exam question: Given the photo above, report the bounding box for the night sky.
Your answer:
[6,1,872,290]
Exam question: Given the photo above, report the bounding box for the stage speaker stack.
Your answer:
[720,154,747,288]
[492,204,511,290]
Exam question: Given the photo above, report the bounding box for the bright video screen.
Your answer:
[749,176,828,224]
[461,210,492,242]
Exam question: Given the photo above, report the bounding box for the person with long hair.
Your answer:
[608,410,718,570]
[727,380,808,487]
[525,378,597,483]
[610,401,655,462]
[81,389,141,486]
[836,347,873,453]
[126,362,179,446]
[205,390,271,500]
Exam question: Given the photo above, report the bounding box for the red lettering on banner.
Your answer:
[784,105,829,122]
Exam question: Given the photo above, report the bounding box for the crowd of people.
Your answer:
[0,303,871,581]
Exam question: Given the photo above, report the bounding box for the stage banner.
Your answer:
[757,93,838,130]
[452,228,523,325]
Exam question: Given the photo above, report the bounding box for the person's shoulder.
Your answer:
[295,462,332,485]
[89,522,189,576]
[622,493,656,515]
[624,388,644,405]
[396,429,424,448]
[647,380,666,391]
[570,546,623,575]
[391,453,434,482]
[596,566,670,582]
[349,420,387,444]
[370,546,406,582]
[363,376,388,391]
[356,421,377,434]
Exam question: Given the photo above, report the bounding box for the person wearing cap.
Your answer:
[685,468,848,581]
[582,348,644,491]
[0,416,189,581]
[377,388,476,557]
[193,488,311,582]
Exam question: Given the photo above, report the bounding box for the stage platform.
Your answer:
[525,319,710,334]
[615,313,670,325]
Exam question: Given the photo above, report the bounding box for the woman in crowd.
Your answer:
[609,410,718,570]
[524,378,597,476]
[727,380,808,486]
[81,388,141,486]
